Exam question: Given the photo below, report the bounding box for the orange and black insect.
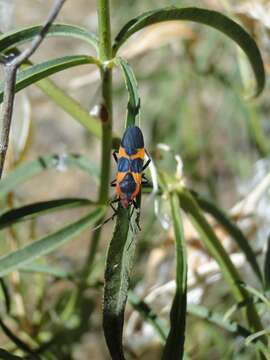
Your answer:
[110,125,151,224]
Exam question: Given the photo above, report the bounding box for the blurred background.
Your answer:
[0,0,270,359]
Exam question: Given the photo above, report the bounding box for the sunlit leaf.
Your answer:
[113,7,265,96]
[0,55,100,103]
[0,207,105,277]
[192,190,263,283]
[0,23,98,53]
[0,153,100,199]
[128,291,168,343]
[103,207,136,360]
[178,188,264,334]
[0,198,93,230]
[115,57,140,127]
[162,193,187,360]
[19,262,72,279]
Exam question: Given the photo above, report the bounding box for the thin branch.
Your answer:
[0,0,66,179]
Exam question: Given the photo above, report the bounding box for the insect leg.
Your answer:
[110,198,120,217]
[142,158,151,171]
[110,179,117,187]
[142,173,150,185]
[92,198,120,230]
[112,151,118,164]
[132,199,141,231]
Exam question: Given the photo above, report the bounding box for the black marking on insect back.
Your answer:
[119,173,136,195]
[131,158,143,173]
[121,126,144,155]
[118,157,130,172]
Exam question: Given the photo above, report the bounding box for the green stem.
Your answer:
[83,0,113,280]
[97,0,113,204]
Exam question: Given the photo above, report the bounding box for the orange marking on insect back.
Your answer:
[119,146,128,158]
[130,148,145,160]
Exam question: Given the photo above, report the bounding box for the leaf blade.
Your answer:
[115,57,140,127]
[162,193,187,360]
[0,207,105,277]
[113,6,265,96]
[0,55,100,103]
[264,236,270,290]
[103,207,136,360]
[0,198,93,230]
[0,153,100,199]
[0,23,98,53]
[192,190,263,283]
[178,188,264,334]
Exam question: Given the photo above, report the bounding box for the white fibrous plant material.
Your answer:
[234,1,270,29]
[236,158,270,249]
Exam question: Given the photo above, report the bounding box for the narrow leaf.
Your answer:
[115,57,140,127]
[0,279,10,313]
[0,23,98,53]
[264,236,270,290]
[0,55,99,103]
[19,262,72,279]
[162,193,187,360]
[187,304,251,338]
[0,198,93,230]
[113,7,265,96]
[178,188,264,334]
[0,318,36,356]
[103,207,136,360]
[0,207,105,277]
[128,291,168,343]
[192,190,263,282]
[0,153,100,199]
[35,76,102,139]
[0,349,24,360]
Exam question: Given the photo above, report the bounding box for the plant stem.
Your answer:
[83,0,113,279]
[97,0,113,204]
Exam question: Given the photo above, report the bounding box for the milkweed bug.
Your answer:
[110,125,151,229]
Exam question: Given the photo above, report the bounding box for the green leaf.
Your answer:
[264,236,270,290]
[19,262,72,279]
[36,76,102,139]
[0,318,36,356]
[0,349,24,360]
[0,55,100,103]
[0,207,105,277]
[0,23,98,53]
[0,198,93,230]
[113,6,265,96]
[0,153,100,199]
[178,188,264,334]
[192,190,263,283]
[188,304,251,338]
[103,206,136,360]
[0,279,10,314]
[188,304,270,356]
[162,193,187,360]
[128,291,168,343]
[115,57,140,127]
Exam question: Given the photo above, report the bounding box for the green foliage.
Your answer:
[113,6,265,96]
[0,207,105,277]
[162,193,187,360]
[0,1,268,359]
[0,55,100,102]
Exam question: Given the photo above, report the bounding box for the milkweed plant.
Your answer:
[0,0,269,359]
